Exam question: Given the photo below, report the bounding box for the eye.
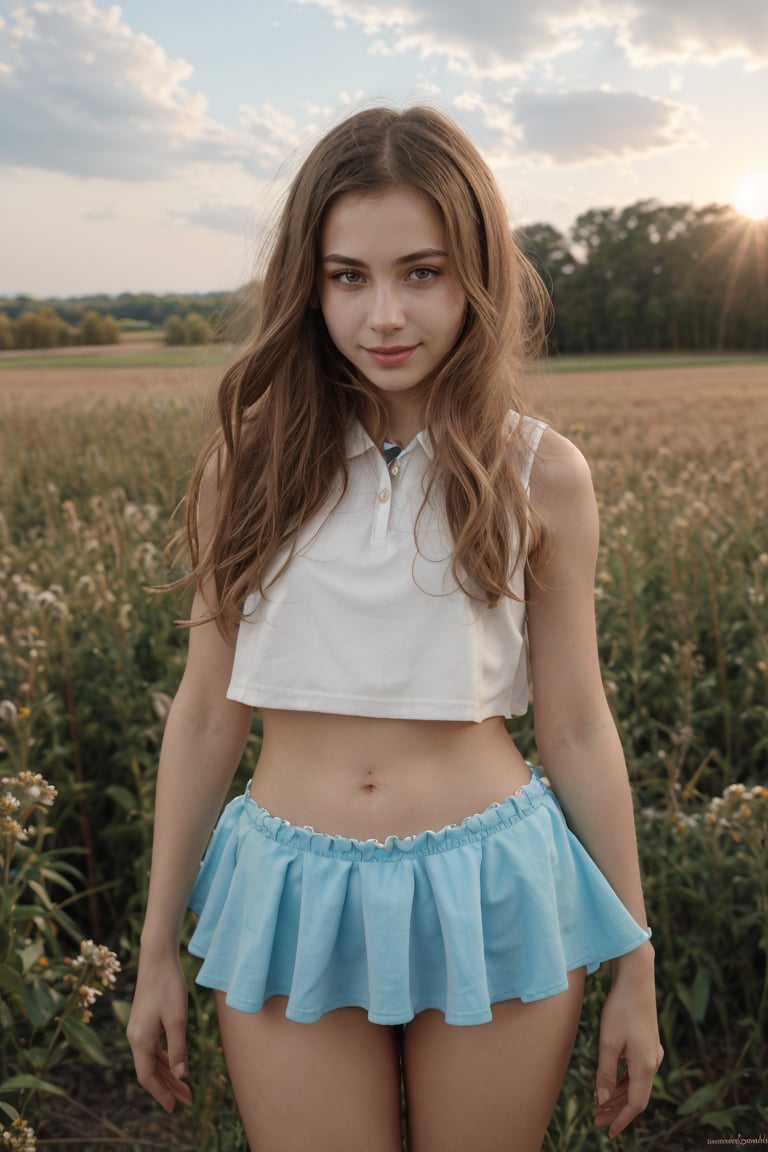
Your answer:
[332,270,365,285]
[407,267,439,282]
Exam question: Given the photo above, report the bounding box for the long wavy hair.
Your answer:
[181,105,552,631]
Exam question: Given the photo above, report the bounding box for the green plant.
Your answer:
[0,705,123,1142]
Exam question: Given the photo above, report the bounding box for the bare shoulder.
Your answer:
[529,427,596,520]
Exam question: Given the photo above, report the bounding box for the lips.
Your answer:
[365,345,417,366]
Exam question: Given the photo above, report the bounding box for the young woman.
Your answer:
[127,105,662,1152]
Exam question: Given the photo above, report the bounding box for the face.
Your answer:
[317,186,467,404]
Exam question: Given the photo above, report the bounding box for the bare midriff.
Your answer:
[250,710,532,842]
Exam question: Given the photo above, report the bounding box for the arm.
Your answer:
[526,429,663,1140]
[127,456,254,1113]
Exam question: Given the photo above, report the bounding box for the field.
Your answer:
[1,353,766,1149]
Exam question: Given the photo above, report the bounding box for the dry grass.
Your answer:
[0,363,216,405]
[3,359,765,438]
[532,362,768,454]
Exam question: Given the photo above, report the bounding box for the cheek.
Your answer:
[318,294,343,341]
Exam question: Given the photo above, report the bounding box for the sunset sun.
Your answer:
[734,171,768,220]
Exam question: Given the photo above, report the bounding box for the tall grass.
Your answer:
[0,365,766,1147]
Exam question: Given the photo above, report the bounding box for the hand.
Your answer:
[592,945,664,1139]
[127,950,193,1114]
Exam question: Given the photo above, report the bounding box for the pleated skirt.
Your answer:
[188,766,650,1026]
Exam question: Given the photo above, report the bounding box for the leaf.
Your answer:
[700,1111,738,1132]
[0,997,13,1030]
[38,866,77,893]
[21,980,61,1029]
[676,1080,723,1116]
[105,784,139,812]
[10,904,48,921]
[675,981,697,1023]
[27,880,54,910]
[111,998,132,1027]
[0,1074,67,1097]
[0,964,23,997]
[19,940,45,973]
[0,1101,20,1121]
[61,1016,111,1066]
[690,966,711,1023]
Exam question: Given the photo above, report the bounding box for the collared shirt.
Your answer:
[226,414,546,722]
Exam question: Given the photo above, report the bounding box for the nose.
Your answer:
[368,284,405,333]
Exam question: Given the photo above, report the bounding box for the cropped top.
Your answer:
[226,414,547,722]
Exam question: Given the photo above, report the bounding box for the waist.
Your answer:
[250,710,531,841]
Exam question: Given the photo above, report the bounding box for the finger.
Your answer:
[155,1061,193,1108]
[130,1036,191,1113]
[153,1043,193,1105]
[592,1074,629,1126]
[594,1038,621,1110]
[606,1065,657,1139]
[162,1013,190,1083]
[132,1051,180,1114]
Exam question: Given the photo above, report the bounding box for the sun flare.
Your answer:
[734,171,768,221]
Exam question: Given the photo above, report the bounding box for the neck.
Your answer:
[367,397,426,450]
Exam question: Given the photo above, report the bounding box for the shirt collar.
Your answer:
[345,419,434,461]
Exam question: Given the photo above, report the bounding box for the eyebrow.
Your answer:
[321,248,449,268]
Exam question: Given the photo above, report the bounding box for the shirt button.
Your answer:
[378,489,390,502]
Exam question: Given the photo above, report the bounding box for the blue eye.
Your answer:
[408,267,438,281]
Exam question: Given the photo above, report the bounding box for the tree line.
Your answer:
[2,201,766,354]
[0,307,121,351]
[0,290,234,327]
[519,200,768,354]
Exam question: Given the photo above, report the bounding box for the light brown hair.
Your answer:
[182,105,551,629]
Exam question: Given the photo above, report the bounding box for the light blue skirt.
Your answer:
[188,767,650,1026]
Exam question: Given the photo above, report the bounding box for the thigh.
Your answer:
[402,969,585,1152]
[215,992,403,1152]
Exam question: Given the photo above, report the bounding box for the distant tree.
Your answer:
[0,313,14,350]
[606,287,639,352]
[184,311,211,345]
[80,310,107,344]
[12,308,70,349]
[12,312,41,349]
[164,315,186,345]
[101,315,121,344]
[76,310,119,344]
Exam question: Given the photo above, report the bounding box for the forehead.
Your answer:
[320,186,446,253]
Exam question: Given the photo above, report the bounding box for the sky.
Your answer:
[1,0,766,297]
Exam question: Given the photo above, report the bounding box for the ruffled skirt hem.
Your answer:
[188,767,650,1026]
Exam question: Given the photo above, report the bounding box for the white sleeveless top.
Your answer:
[226,414,546,722]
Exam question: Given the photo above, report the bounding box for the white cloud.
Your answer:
[167,202,252,235]
[0,1,329,182]
[290,0,587,76]
[291,0,768,73]
[0,1,250,179]
[511,89,692,164]
[238,103,306,169]
[621,1,768,65]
